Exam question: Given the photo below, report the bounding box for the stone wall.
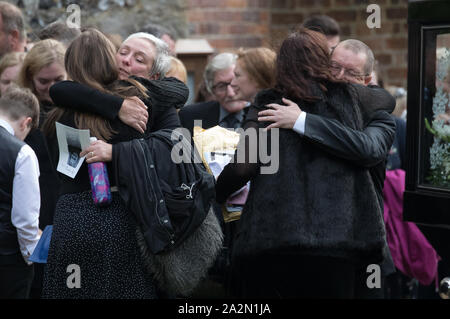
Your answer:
[12,0,188,40]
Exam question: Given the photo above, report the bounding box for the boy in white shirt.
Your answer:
[0,87,41,299]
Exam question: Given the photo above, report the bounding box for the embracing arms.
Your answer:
[258,85,396,167]
[50,81,148,133]
[49,77,188,133]
[301,110,395,167]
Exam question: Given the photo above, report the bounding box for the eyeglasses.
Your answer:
[211,81,232,94]
[330,61,368,79]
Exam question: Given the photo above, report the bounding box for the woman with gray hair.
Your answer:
[117,32,171,80]
[48,30,188,135]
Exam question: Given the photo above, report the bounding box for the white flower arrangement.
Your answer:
[433,87,448,115]
[426,48,450,188]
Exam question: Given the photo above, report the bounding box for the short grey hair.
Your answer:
[0,1,26,41]
[338,39,375,76]
[204,52,237,94]
[124,32,171,79]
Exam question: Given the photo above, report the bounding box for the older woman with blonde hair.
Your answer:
[231,47,276,103]
[0,52,25,95]
[166,56,187,84]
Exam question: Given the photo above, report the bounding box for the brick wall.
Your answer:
[185,0,409,88]
[185,0,272,49]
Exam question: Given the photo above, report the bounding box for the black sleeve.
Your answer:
[135,76,186,132]
[178,107,193,136]
[215,106,262,204]
[134,76,189,110]
[303,110,396,167]
[350,84,396,123]
[150,105,181,132]
[49,81,123,120]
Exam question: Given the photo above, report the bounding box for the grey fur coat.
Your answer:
[226,84,389,265]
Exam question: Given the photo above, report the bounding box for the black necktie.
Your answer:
[221,113,239,129]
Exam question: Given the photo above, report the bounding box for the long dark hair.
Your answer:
[276,27,362,130]
[275,27,336,102]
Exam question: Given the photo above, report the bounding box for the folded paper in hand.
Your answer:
[55,122,91,178]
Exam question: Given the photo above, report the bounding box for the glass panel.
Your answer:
[422,30,450,189]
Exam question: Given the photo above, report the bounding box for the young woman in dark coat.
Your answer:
[215,28,393,298]
[41,29,181,299]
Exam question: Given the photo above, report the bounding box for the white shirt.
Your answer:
[292,111,307,135]
[0,119,41,265]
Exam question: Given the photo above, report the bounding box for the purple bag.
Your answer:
[383,169,441,286]
[88,161,112,206]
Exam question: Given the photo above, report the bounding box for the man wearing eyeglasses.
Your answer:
[178,52,248,298]
[179,52,248,137]
[330,39,374,85]
[258,39,393,176]
[258,38,397,299]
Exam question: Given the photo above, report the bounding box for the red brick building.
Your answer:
[184,0,408,88]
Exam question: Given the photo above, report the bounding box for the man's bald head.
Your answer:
[331,39,374,86]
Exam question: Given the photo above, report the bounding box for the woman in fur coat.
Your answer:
[215,28,393,298]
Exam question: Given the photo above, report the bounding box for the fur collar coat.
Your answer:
[231,83,389,265]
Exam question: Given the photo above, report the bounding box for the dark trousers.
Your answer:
[30,263,45,299]
[232,253,356,299]
[0,253,34,299]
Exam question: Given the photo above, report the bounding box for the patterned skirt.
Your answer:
[42,190,157,299]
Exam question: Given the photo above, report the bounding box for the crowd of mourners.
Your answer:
[2,1,441,300]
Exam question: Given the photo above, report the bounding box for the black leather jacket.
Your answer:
[112,129,215,254]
